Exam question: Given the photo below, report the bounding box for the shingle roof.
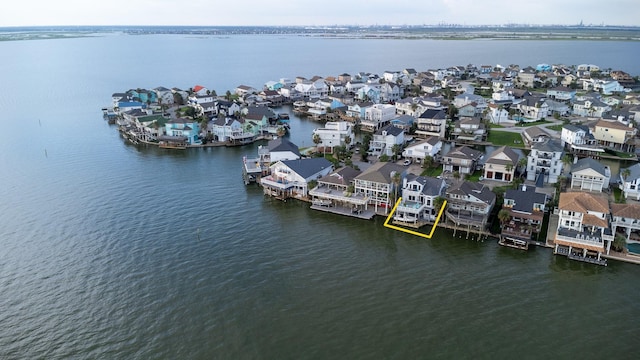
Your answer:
[444,146,483,161]
[504,185,547,213]
[419,109,447,119]
[611,203,640,220]
[282,158,333,179]
[571,157,607,176]
[375,124,404,136]
[447,181,495,204]
[532,138,564,153]
[318,166,361,185]
[355,162,405,184]
[485,146,519,166]
[405,174,445,196]
[622,163,640,182]
[268,138,301,156]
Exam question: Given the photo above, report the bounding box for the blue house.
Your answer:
[118,101,146,113]
[165,118,201,145]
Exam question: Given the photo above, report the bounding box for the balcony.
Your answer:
[261,176,296,190]
[555,227,605,250]
[536,160,552,168]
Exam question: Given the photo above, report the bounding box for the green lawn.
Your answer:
[420,166,443,177]
[546,124,564,131]
[515,120,553,127]
[488,123,505,129]
[486,131,525,147]
[466,170,483,182]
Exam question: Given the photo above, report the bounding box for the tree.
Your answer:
[391,144,401,161]
[561,154,573,173]
[392,171,401,204]
[621,168,631,183]
[433,196,445,213]
[312,133,321,153]
[453,171,461,182]
[423,155,434,170]
[498,209,511,226]
[344,136,352,150]
[225,90,232,101]
[379,154,389,162]
[613,234,628,253]
[173,92,184,105]
[517,157,528,176]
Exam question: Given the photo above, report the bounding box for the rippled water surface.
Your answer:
[1,34,639,359]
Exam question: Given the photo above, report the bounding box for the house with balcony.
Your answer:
[526,139,564,184]
[592,119,637,152]
[393,175,446,225]
[486,103,510,125]
[267,137,301,162]
[610,203,640,252]
[369,125,405,158]
[499,185,548,249]
[570,157,611,192]
[312,121,353,153]
[415,109,448,139]
[619,163,640,200]
[445,181,496,229]
[546,86,576,102]
[442,146,484,175]
[483,146,519,182]
[451,117,486,143]
[345,102,373,120]
[560,124,603,156]
[309,166,371,217]
[211,116,245,143]
[514,96,549,121]
[572,99,611,117]
[522,126,552,146]
[261,158,333,200]
[165,118,201,145]
[361,104,396,132]
[354,162,405,215]
[553,192,612,266]
[454,93,487,110]
[401,136,442,164]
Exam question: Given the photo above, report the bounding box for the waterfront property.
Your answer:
[393,175,446,226]
[499,185,548,249]
[266,138,301,162]
[451,117,486,143]
[309,167,373,218]
[165,118,201,146]
[592,119,637,152]
[553,192,612,266]
[560,124,605,156]
[442,146,484,175]
[482,146,519,182]
[610,203,640,252]
[569,157,611,192]
[311,121,353,152]
[401,136,442,164]
[415,109,448,139]
[526,138,564,184]
[260,158,333,201]
[354,162,406,215]
[369,125,405,158]
[445,181,496,230]
[522,126,552,146]
[619,163,640,200]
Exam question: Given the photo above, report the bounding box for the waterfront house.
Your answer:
[610,203,640,250]
[554,192,612,265]
[483,146,519,182]
[369,125,405,158]
[354,162,406,215]
[522,127,552,146]
[312,121,354,152]
[215,100,241,117]
[619,163,640,200]
[390,115,415,130]
[486,104,510,125]
[401,137,442,164]
[379,82,402,102]
[261,158,333,200]
[572,98,611,117]
[546,86,576,102]
[210,116,244,143]
[420,79,442,94]
[451,117,486,143]
[394,175,446,225]
[526,139,564,184]
[356,85,381,103]
[560,124,603,155]
[345,102,373,120]
[235,85,257,97]
[117,101,146,114]
[193,85,209,96]
[445,181,496,229]
[442,146,484,175]
[415,109,448,139]
[454,93,487,110]
[267,137,301,162]
[361,104,396,132]
[309,166,370,214]
[514,96,549,121]
[570,157,611,192]
[153,87,175,106]
[134,114,168,141]
[499,185,548,249]
[592,119,637,152]
[165,118,201,145]
[112,92,130,107]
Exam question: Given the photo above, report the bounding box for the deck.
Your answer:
[554,245,607,266]
[310,204,376,220]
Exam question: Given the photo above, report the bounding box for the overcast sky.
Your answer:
[1,0,637,27]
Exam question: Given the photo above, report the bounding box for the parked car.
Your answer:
[403,159,411,166]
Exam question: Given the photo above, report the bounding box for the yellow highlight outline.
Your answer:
[383,198,447,238]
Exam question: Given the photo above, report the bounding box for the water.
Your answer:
[1,33,640,359]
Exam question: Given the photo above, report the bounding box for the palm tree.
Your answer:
[498,209,511,226]
[392,171,402,204]
[517,157,528,176]
[621,168,631,183]
[312,133,321,153]
[423,155,433,170]
[433,196,445,214]
[391,144,401,162]
[225,90,232,101]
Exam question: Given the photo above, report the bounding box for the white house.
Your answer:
[486,104,511,125]
[267,138,302,162]
[361,104,396,132]
[572,99,611,117]
[560,124,603,154]
[401,137,442,164]
[619,163,640,200]
[261,158,334,200]
[570,157,611,192]
[514,97,549,121]
[526,139,564,184]
[312,121,354,152]
[354,162,406,214]
[394,175,446,224]
[369,125,405,157]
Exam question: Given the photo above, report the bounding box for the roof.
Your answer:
[622,163,640,182]
[268,138,301,156]
[318,166,361,185]
[193,85,205,92]
[405,174,445,196]
[611,203,640,220]
[375,124,404,136]
[444,146,483,161]
[532,138,564,153]
[504,185,547,213]
[485,146,519,166]
[571,157,607,177]
[419,109,446,119]
[523,126,551,139]
[281,158,333,179]
[595,119,634,131]
[355,162,405,184]
[558,192,609,214]
[563,124,589,133]
[446,181,495,205]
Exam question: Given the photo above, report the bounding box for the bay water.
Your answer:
[1,33,639,359]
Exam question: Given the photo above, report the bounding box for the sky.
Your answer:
[1,0,637,27]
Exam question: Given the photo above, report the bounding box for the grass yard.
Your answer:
[546,124,564,131]
[466,170,483,182]
[420,166,444,177]
[486,131,525,147]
